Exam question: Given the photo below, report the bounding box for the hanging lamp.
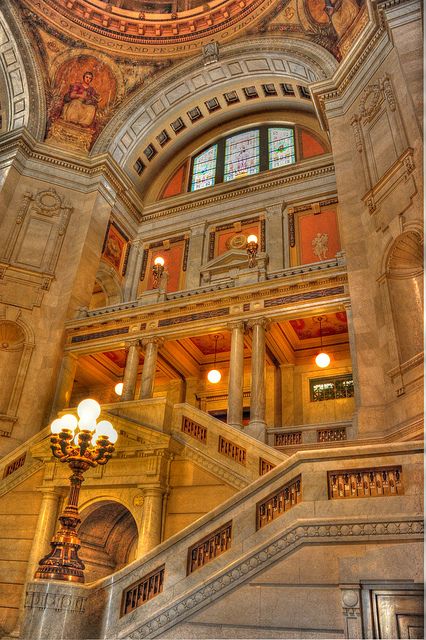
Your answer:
[207,334,222,383]
[315,316,331,368]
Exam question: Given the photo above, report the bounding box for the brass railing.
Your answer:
[257,475,302,529]
[187,522,232,575]
[121,565,165,617]
[218,436,246,465]
[3,453,26,479]
[328,466,403,499]
[274,432,302,446]
[181,416,207,444]
[317,427,346,442]
[259,458,276,476]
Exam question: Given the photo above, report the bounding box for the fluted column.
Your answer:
[227,321,245,430]
[50,353,78,418]
[247,318,268,442]
[137,487,164,557]
[121,339,141,401]
[139,337,163,399]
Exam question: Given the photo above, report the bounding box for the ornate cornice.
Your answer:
[0,130,144,223]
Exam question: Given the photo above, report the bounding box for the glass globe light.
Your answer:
[114,382,123,396]
[95,420,114,440]
[50,418,64,434]
[247,234,258,244]
[154,256,165,267]
[77,399,101,421]
[108,428,118,444]
[60,414,78,432]
[207,369,221,384]
[78,417,96,433]
[315,352,331,368]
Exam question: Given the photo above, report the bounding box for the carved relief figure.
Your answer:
[306,0,362,38]
[61,71,99,128]
[312,232,329,260]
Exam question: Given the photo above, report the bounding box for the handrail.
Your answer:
[66,440,422,640]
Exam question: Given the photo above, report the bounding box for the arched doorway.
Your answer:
[78,501,138,582]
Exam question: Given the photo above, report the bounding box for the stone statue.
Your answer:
[312,232,329,260]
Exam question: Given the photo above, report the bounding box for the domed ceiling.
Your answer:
[17,0,367,153]
[20,0,367,59]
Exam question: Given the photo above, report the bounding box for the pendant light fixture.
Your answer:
[315,316,331,368]
[207,334,222,383]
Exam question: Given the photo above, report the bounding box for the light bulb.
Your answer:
[154,256,165,266]
[95,420,114,440]
[207,369,221,384]
[60,414,78,432]
[247,234,258,244]
[50,418,64,434]
[77,398,101,421]
[315,352,331,368]
[109,428,118,444]
[115,382,123,396]
[78,417,96,433]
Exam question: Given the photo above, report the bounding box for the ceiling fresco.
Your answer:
[17,0,366,151]
[289,311,348,340]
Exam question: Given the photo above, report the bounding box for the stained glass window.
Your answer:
[268,127,295,170]
[191,144,218,191]
[224,130,260,182]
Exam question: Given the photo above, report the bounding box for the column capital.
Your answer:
[38,486,64,498]
[124,338,141,351]
[190,222,207,237]
[265,202,284,217]
[227,320,245,332]
[142,336,164,348]
[139,485,166,498]
[63,351,79,362]
[247,317,270,331]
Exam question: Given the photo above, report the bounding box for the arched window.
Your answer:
[190,125,296,192]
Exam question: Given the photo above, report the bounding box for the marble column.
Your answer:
[121,339,141,401]
[186,223,206,290]
[136,487,164,557]
[280,363,295,426]
[122,240,142,301]
[139,337,163,399]
[344,302,361,412]
[227,321,245,430]
[50,353,78,419]
[247,318,268,442]
[265,203,284,272]
[13,487,62,636]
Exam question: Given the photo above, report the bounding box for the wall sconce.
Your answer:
[246,234,258,268]
[207,334,222,384]
[152,256,165,288]
[114,382,123,396]
[314,316,331,368]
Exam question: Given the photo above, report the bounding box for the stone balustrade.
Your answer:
[21,441,423,640]
[269,420,353,450]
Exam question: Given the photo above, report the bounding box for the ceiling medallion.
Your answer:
[23,0,283,57]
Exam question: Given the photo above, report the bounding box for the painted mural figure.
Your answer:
[312,232,329,260]
[61,71,99,127]
[323,0,360,37]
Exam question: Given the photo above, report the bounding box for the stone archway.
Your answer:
[386,230,423,364]
[79,501,138,582]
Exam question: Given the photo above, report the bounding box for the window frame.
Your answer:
[188,124,296,192]
[309,374,354,402]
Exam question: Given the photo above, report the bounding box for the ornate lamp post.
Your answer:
[246,234,258,268]
[35,399,118,584]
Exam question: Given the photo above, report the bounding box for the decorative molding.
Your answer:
[0,459,43,498]
[24,590,87,613]
[124,517,424,639]
[179,442,248,490]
